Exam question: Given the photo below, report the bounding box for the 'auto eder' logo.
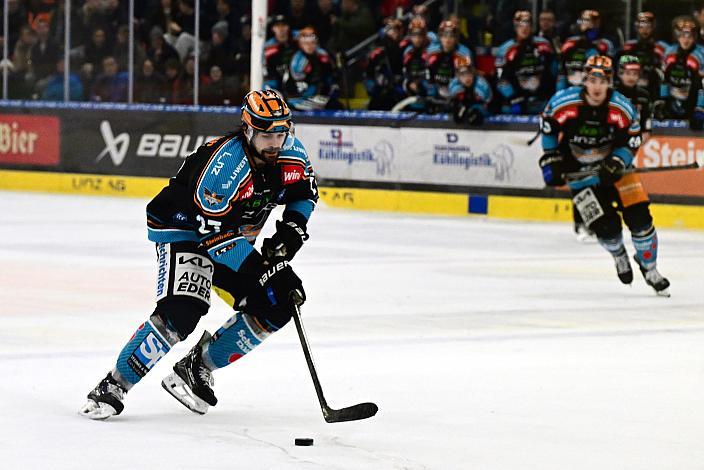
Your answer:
[96,120,130,166]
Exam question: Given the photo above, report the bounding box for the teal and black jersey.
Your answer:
[146,133,318,273]
[541,86,641,169]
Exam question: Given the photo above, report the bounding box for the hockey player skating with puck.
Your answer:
[80,90,319,419]
[539,56,670,296]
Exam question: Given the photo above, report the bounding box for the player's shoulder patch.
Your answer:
[545,87,582,121]
[496,39,516,60]
[691,45,704,67]
[194,136,252,215]
[456,44,472,60]
[608,90,637,128]
[278,137,311,185]
[290,51,309,75]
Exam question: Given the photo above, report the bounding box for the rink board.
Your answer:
[1,169,702,230]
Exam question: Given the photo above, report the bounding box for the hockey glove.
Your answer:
[599,156,627,185]
[244,259,306,315]
[262,220,309,263]
[539,151,566,186]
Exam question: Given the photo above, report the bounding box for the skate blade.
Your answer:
[161,373,209,415]
[655,288,671,298]
[79,400,118,420]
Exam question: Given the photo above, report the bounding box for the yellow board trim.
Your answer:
[0,169,167,198]
[1,170,702,229]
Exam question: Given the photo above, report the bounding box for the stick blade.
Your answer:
[324,402,378,423]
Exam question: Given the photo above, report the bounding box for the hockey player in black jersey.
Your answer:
[616,12,667,100]
[80,90,319,419]
[539,56,670,296]
[616,55,653,140]
[657,16,704,130]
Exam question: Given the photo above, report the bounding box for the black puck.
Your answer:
[295,438,314,446]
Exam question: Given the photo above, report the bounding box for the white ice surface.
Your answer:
[1,191,703,470]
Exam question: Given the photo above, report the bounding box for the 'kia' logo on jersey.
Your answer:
[96,121,130,166]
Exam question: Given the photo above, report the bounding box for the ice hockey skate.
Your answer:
[612,249,634,284]
[634,255,671,297]
[162,331,217,415]
[79,373,127,420]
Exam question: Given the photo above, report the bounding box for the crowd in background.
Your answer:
[2,0,704,127]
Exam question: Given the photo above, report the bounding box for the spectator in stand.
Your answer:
[205,20,238,76]
[695,3,704,46]
[163,58,184,103]
[167,0,197,61]
[135,58,167,103]
[538,10,561,52]
[114,24,146,72]
[8,25,38,98]
[29,18,60,84]
[144,0,176,44]
[495,10,557,115]
[287,27,337,110]
[364,17,406,110]
[264,15,297,92]
[90,55,128,102]
[558,10,614,90]
[328,0,377,54]
[200,65,237,105]
[657,16,704,130]
[77,0,122,39]
[232,14,251,77]
[402,17,432,103]
[147,25,180,75]
[450,56,492,125]
[214,0,240,49]
[282,0,312,32]
[173,54,197,104]
[426,20,472,99]
[312,0,338,49]
[40,57,84,101]
[1,0,28,54]
[82,27,112,78]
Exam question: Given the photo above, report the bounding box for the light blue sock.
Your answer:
[632,225,658,270]
[114,314,179,387]
[202,313,273,370]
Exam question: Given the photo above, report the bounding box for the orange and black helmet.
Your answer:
[673,15,698,39]
[241,90,292,133]
[513,10,532,25]
[636,11,655,26]
[454,55,474,73]
[408,16,427,35]
[584,55,613,79]
[438,20,458,36]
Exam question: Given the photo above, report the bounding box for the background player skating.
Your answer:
[80,90,319,419]
[539,56,670,296]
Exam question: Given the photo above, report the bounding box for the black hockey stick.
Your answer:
[290,295,378,423]
[526,129,541,146]
[563,162,700,181]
